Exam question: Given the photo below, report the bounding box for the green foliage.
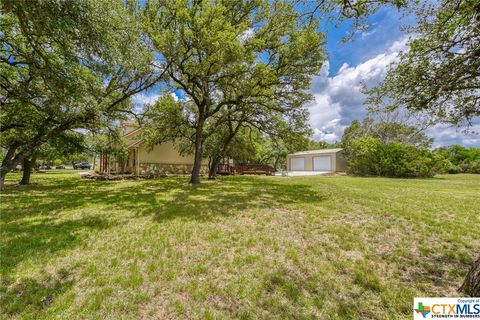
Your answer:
[435,145,480,174]
[346,137,437,178]
[142,0,325,183]
[434,159,463,174]
[142,94,195,156]
[204,126,260,164]
[463,162,480,174]
[37,132,88,166]
[342,121,479,177]
[307,139,338,150]
[299,0,408,41]
[202,123,312,171]
[342,120,437,178]
[0,0,157,186]
[367,0,480,125]
[342,119,432,153]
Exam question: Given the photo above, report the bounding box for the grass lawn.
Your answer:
[1,171,479,319]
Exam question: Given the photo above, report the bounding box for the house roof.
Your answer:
[127,139,144,148]
[123,127,142,138]
[289,148,343,156]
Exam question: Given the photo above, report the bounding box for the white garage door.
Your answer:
[290,157,305,171]
[313,156,332,171]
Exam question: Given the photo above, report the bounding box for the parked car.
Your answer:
[73,162,92,170]
[55,165,65,169]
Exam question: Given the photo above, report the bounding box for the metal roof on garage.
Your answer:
[290,148,343,156]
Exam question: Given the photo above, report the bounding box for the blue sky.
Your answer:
[307,6,480,147]
[324,7,410,76]
[133,6,479,147]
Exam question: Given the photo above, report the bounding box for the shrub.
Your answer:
[434,159,463,174]
[434,146,480,174]
[346,137,437,178]
[460,161,480,174]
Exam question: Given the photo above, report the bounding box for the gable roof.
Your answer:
[127,139,143,148]
[290,148,343,156]
[123,127,142,138]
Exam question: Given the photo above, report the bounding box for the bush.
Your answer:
[346,137,437,178]
[434,146,480,174]
[460,161,480,174]
[434,159,462,174]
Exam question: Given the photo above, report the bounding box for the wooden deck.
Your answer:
[217,163,274,176]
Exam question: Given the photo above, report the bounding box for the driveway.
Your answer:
[274,171,331,177]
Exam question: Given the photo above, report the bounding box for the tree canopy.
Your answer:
[367,0,480,125]
[340,119,438,177]
[0,0,162,188]
[341,118,433,157]
[142,0,325,184]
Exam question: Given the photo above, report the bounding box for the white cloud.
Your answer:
[170,92,179,102]
[428,124,480,147]
[239,28,255,42]
[361,28,377,39]
[308,37,478,147]
[132,92,160,106]
[308,39,406,143]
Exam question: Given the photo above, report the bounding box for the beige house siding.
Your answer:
[118,129,208,175]
[138,162,208,175]
[135,142,208,175]
[286,149,346,172]
[123,128,142,145]
[138,142,196,164]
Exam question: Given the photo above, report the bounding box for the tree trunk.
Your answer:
[1,122,79,190]
[0,167,8,191]
[208,156,221,180]
[207,120,242,180]
[460,255,480,296]
[0,144,20,191]
[19,153,38,185]
[190,119,205,185]
[1,157,24,189]
[273,154,280,172]
[92,153,97,171]
[20,159,33,185]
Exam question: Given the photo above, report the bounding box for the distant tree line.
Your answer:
[341,119,480,178]
[434,145,480,174]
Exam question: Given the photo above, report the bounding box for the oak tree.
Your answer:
[143,0,324,185]
[0,0,162,188]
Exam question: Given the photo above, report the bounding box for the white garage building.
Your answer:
[286,148,346,172]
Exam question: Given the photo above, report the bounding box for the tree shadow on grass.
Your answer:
[2,176,325,224]
[1,175,325,276]
[1,178,178,224]
[0,268,74,318]
[1,216,111,276]
[142,176,327,223]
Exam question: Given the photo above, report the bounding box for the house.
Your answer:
[99,123,208,175]
[286,148,346,172]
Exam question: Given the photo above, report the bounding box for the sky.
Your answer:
[133,6,479,148]
[309,6,479,147]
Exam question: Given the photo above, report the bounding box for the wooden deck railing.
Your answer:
[217,163,274,176]
[217,164,236,175]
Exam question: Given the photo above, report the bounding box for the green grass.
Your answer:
[1,171,479,319]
